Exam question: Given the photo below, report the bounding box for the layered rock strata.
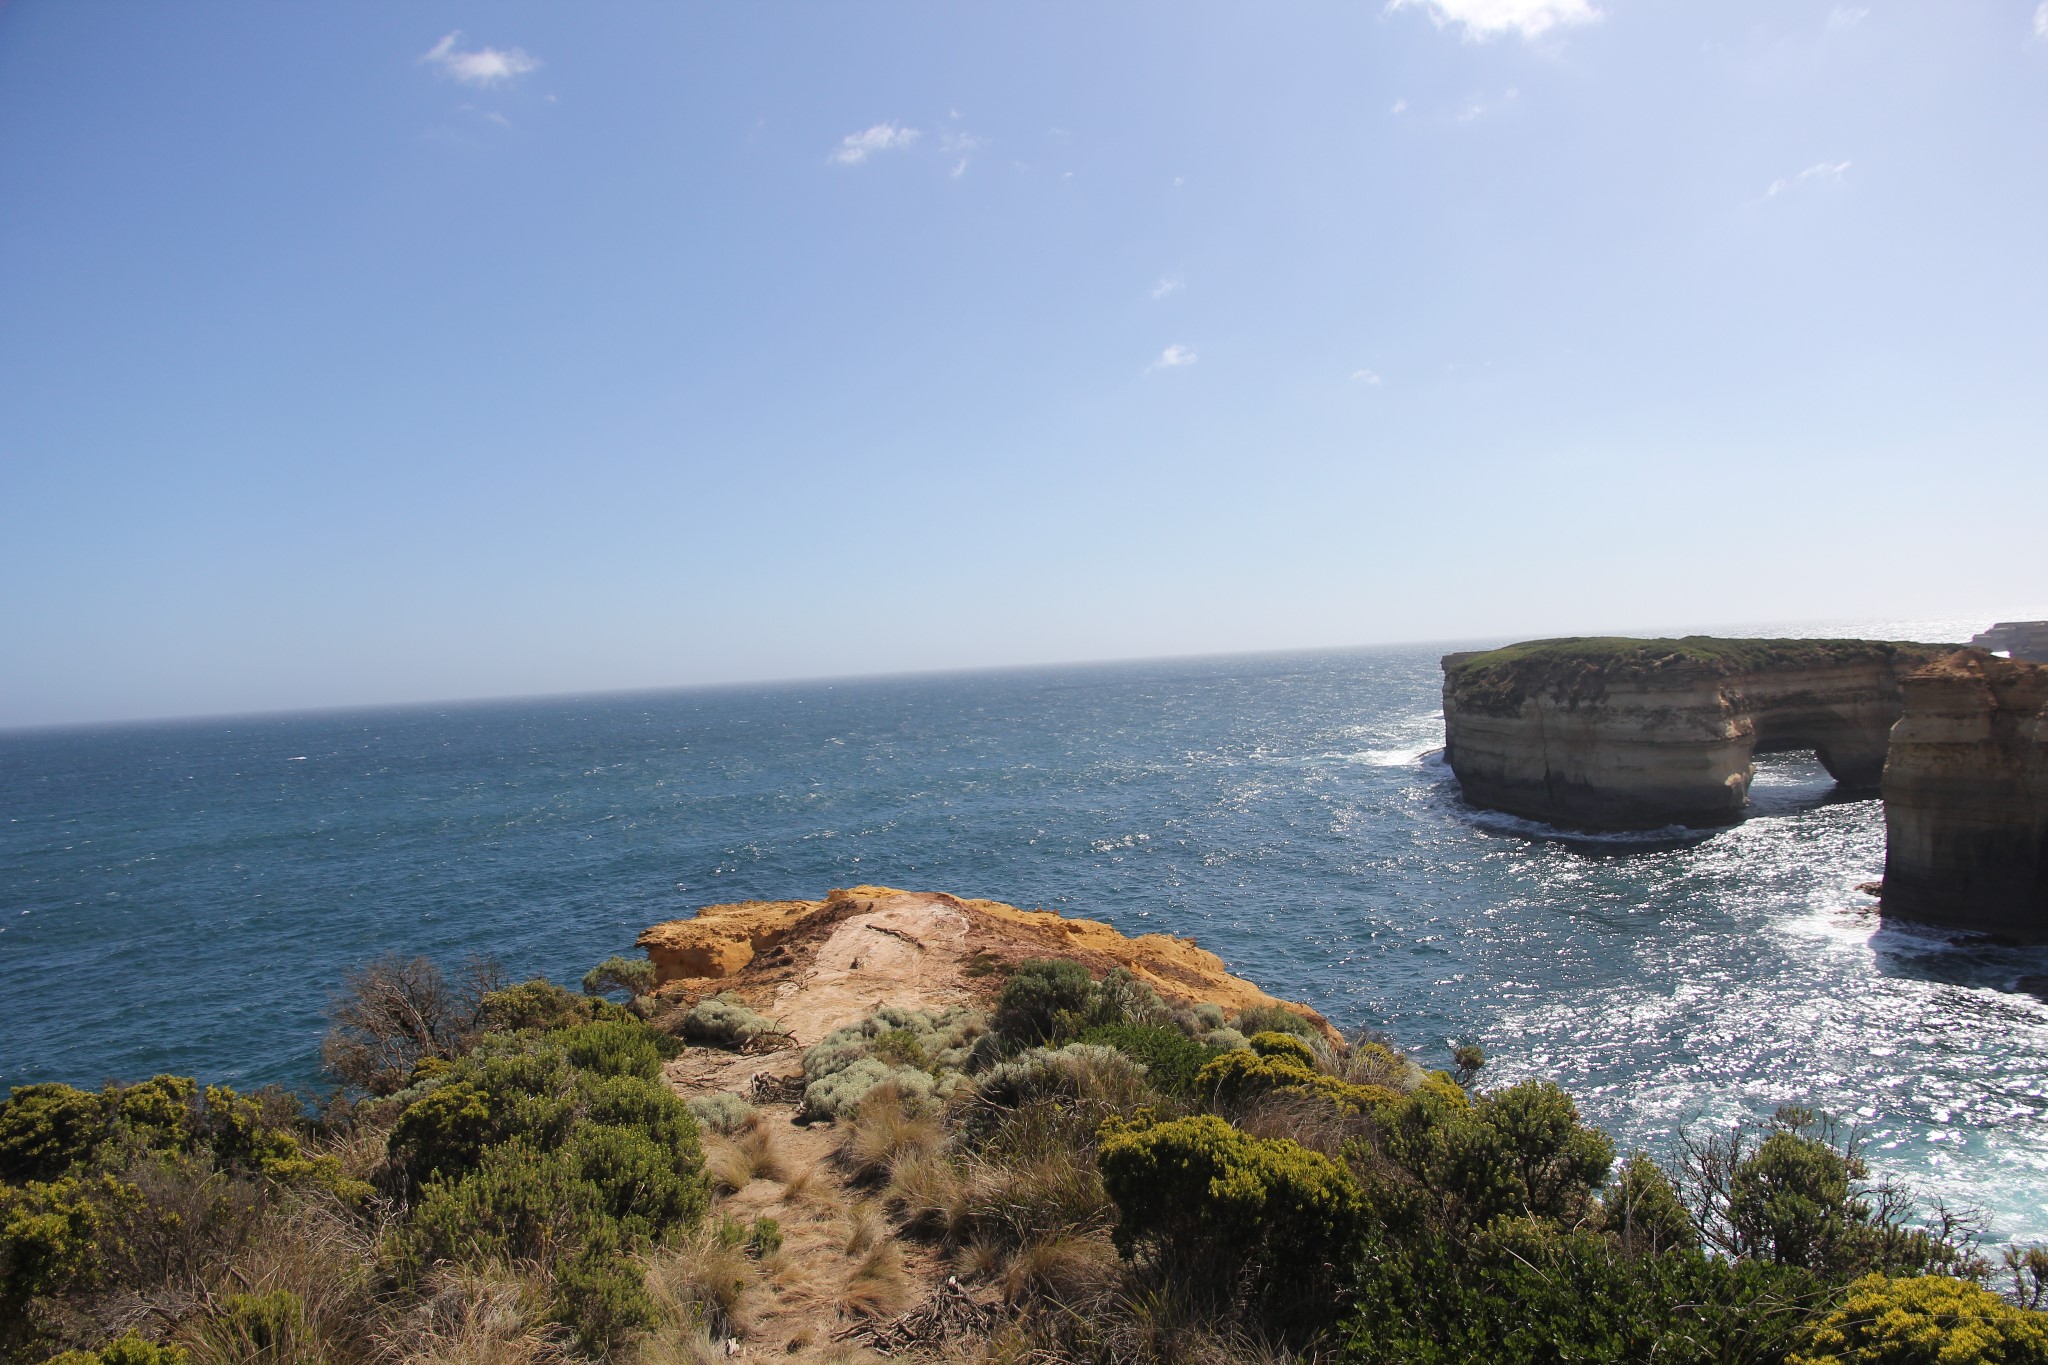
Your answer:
[1880,652,2048,939]
[1441,637,1949,830]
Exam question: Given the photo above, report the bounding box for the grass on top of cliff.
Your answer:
[1443,635,1956,714]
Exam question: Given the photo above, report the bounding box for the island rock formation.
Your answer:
[1441,637,1950,831]
[1971,621,2048,663]
[1880,651,2048,940]
[637,884,1339,1044]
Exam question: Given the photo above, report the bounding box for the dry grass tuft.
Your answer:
[841,1200,889,1258]
[838,1240,914,1321]
[380,1262,565,1365]
[704,1112,787,1192]
[954,1236,1006,1284]
[778,1159,842,1212]
[999,1232,1121,1308]
[1233,1085,1374,1158]
[642,1228,758,1341]
[886,1148,969,1238]
[837,1082,945,1183]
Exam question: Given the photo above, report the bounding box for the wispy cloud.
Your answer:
[1352,369,1383,385]
[1767,160,1851,197]
[939,130,984,178]
[1151,278,1184,301]
[1148,344,1198,372]
[1827,5,1870,28]
[1389,98,1409,115]
[420,32,540,87]
[1457,87,1520,122]
[832,123,920,166]
[1387,0,1601,41]
[2036,1,2048,38]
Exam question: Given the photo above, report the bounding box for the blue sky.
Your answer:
[3,1,2046,726]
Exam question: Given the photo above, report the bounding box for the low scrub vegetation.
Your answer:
[6,949,2045,1365]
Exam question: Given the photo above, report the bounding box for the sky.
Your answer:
[3,1,2046,728]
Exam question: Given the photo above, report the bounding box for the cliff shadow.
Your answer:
[1864,918,2048,1002]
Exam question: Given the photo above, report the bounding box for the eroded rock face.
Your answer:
[638,884,1341,1041]
[1881,652,2048,940]
[1441,638,1949,830]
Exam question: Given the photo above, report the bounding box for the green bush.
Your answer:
[1198,1032,1402,1115]
[679,992,784,1048]
[1367,1079,1611,1236]
[1603,1153,1697,1255]
[0,1172,143,1307]
[1079,1023,1220,1097]
[558,1019,668,1080]
[992,958,1097,1047]
[685,1090,755,1135]
[1234,1004,1322,1043]
[189,1288,317,1365]
[477,978,633,1034]
[1341,1228,1827,1365]
[1789,1272,2048,1365]
[554,1229,658,1355]
[43,1333,190,1365]
[581,954,657,1002]
[0,1084,108,1183]
[797,1005,983,1119]
[747,1215,783,1257]
[1097,1112,1366,1312]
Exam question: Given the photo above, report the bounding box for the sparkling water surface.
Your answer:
[3,622,2045,1238]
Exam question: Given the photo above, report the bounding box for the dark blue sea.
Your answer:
[4,627,2045,1238]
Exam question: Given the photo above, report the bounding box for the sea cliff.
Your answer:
[1441,637,1950,830]
[1881,651,2048,940]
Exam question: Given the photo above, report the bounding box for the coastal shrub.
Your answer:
[0,1084,111,1182]
[1080,1023,1220,1097]
[1097,1112,1366,1315]
[991,958,1097,1047]
[557,1019,668,1079]
[1677,1106,1972,1280]
[43,1333,190,1365]
[1364,1079,1612,1237]
[1344,1039,1426,1094]
[1788,1272,2048,1365]
[972,1044,1150,1115]
[679,993,781,1049]
[189,1288,318,1365]
[1340,1228,1828,1365]
[580,954,656,1003]
[1198,1032,1402,1116]
[476,978,633,1035]
[1603,1153,1698,1255]
[796,1006,983,1120]
[686,1091,755,1135]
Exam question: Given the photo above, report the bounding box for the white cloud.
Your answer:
[1390,98,1409,114]
[420,32,540,87]
[940,130,984,178]
[2036,1,2047,38]
[1352,369,1383,385]
[832,123,920,165]
[1148,344,1198,372]
[1827,5,1869,28]
[1151,278,1183,301]
[1767,160,1851,196]
[1387,0,1601,41]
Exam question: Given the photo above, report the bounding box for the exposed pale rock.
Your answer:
[637,884,1338,1044]
[1441,638,1950,830]
[1880,651,2048,940]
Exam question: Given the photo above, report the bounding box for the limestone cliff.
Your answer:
[1441,637,1950,830]
[1880,651,2048,939]
[637,884,1340,1043]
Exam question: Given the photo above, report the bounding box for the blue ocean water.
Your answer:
[3,631,2046,1238]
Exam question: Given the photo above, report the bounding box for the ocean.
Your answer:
[4,622,2045,1239]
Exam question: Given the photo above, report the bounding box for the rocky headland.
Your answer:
[1441,636,1951,830]
[1881,651,2048,940]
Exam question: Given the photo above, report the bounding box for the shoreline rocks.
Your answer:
[1441,637,1949,831]
[1880,651,2048,941]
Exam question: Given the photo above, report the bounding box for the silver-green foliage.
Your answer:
[680,994,780,1048]
[796,1005,984,1120]
[686,1091,756,1135]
